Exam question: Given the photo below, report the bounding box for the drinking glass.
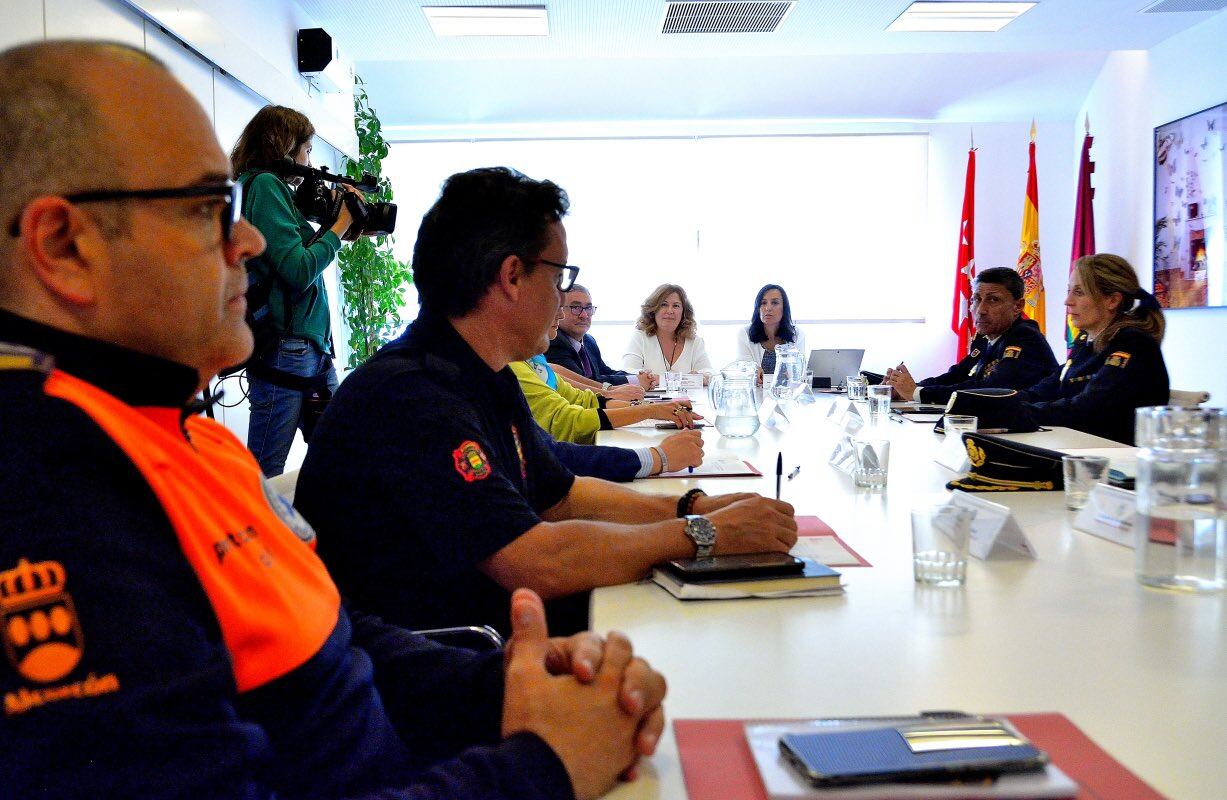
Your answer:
[846,376,868,402]
[867,384,892,420]
[912,505,974,587]
[1062,455,1110,510]
[852,438,890,490]
[663,371,681,393]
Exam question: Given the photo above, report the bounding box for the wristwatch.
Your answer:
[683,514,716,558]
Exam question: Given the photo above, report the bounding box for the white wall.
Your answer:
[1077,12,1227,405]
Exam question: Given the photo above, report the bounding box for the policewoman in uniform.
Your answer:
[885,267,1057,404]
[1021,253,1169,445]
[231,106,358,476]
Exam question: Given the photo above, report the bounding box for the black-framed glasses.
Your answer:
[534,257,580,292]
[7,180,242,242]
[565,303,597,316]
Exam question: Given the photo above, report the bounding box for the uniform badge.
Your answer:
[1003,346,1022,359]
[453,440,492,482]
[260,477,318,545]
[965,439,987,468]
[1,559,83,683]
[1105,351,1131,368]
[981,360,999,378]
[969,348,981,358]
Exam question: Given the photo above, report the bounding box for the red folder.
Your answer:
[674,714,1165,800]
[795,516,871,567]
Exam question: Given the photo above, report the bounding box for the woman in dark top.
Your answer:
[736,284,806,385]
[231,106,358,476]
[1022,253,1169,444]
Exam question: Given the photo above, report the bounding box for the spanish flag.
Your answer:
[1017,121,1045,333]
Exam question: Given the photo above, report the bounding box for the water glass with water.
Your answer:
[852,438,890,490]
[846,376,868,402]
[663,371,682,393]
[1134,406,1225,593]
[912,505,974,587]
[1062,455,1110,510]
[867,384,892,420]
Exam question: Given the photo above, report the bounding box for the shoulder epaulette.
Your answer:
[0,343,54,375]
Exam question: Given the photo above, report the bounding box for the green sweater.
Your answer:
[239,170,342,354]
[510,361,602,444]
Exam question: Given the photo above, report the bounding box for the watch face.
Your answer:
[685,515,716,545]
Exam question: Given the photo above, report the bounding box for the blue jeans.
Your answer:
[247,337,338,477]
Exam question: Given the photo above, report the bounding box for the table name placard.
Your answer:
[1073,484,1138,548]
[948,491,1037,560]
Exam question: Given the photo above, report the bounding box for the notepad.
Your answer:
[651,558,843,600]
[651,457,762,479]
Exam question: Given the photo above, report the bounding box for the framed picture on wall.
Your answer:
[1153,99,1226,309]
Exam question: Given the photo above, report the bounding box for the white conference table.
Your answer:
[592,392,1225,800]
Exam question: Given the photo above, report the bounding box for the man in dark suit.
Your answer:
[547,285,655,389]
[884,267,1058,405]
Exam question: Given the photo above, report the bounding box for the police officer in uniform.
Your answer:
[885,267,1057,404]
[888,268,1060,407]
[1020,253,1169,445]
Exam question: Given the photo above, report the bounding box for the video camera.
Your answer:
[265,160,397,241]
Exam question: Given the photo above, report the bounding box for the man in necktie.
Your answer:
[546,285,654,388]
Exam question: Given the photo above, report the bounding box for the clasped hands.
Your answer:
[502,589,667,800]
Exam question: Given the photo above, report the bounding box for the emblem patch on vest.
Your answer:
[2,558,121,716]
[1003,346,1022,359]
[1105,351,1131,368]
[453,441,492,482]
[261,478,317,545]
[970,348,981,358]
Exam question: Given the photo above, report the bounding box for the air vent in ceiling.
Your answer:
[661,1,796,34]
[1141,0,1227,11]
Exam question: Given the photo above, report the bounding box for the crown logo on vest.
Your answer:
[1,559,84,683]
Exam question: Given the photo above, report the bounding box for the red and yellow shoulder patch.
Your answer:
[1003,346,1022,359]
[1105,351,1131,368]
[453,440,492,482]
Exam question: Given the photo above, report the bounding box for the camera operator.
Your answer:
[231,106,360,476]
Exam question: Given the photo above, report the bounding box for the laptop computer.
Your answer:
[807,349,865,389]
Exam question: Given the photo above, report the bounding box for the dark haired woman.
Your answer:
[231,105,358,476]
[736,284,806,384]
[1021,253,1169,445]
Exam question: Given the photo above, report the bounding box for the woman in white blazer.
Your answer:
[735,284,806,384]
[623,283,714,385]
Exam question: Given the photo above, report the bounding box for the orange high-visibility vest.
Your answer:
[44,370,340,692]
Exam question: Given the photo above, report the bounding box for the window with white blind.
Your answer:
[383,134,928,325]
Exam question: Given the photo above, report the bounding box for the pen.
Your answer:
[787,465,801,481]
[775,453,783,500]
[889,414,904,424]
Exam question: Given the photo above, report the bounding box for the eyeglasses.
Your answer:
[534,257,580,292]
[8,181,242,242]
[565,304,597,316]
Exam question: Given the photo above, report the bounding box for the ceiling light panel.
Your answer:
[422,5,548,37]
[887,2,1036,33]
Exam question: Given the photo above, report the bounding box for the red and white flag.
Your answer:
[951,146,976,360]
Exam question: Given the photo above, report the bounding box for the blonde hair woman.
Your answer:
[622,283,714,386]
[1020,253,1169,444]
